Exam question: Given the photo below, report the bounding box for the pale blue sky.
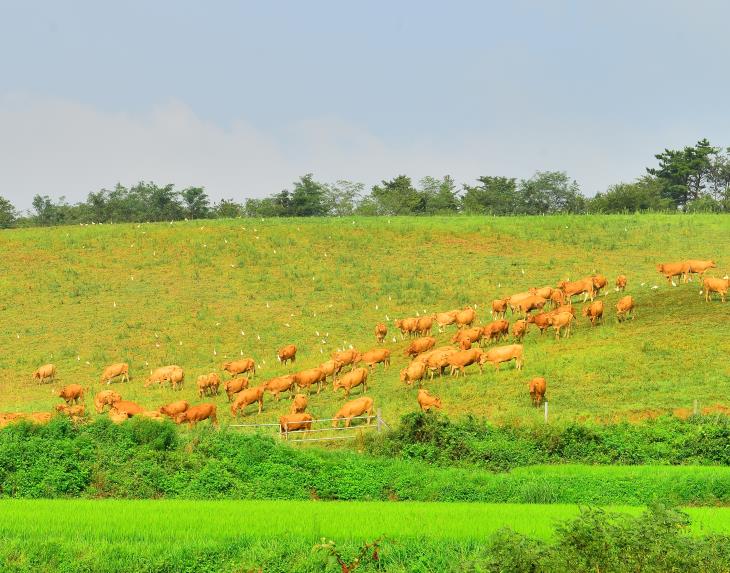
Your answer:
[1,1,729,208]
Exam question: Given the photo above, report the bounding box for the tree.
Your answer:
[179,187,210,219]
[0,195,18,228]
[588,177,672,213]
[214,199,245,218]
[369,175,423,215]
[288,174,328,216]
[461,176,517,214]
[420,176,459,214]
[323,180,365,216]
[517,171,585,214]
[32,195,60,226]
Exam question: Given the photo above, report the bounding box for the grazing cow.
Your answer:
[277,344,297,365]
[175,403,218,428]
[279,413,314,435]
[394,318,419,339]
[558,278,595,302]
[55,403,85,418]
[159,400,189,418]
[224,377,249,401]
[452,327,483,346]
[332,396,374,428]
[94,390,122,414]
[482,320,510,344]
[147,367,179,390]
[265,375,296,401]
[447,348,484,377]
[331,349,360,370]
[58,384,84,405]
[196,373,221,397]
[455,307,476,328]
[359,348,391,371]
[514,295,547,316]
[154,365,185,391]
[529,377,547,406]
[512,319,529,341]
[549,311,574,338]
[549,289,566,307]
[100,363,129,385]
[290,393,308,414]
[434,310,459,332]
[404,337,436,358]
[657,262,689,285]
[686,260,717,282]
[32,364,56,385]
[416,316,434,336]
[375,323,388,343]
[491,299,508,320]
[615,295,636,321]
[222,358,256,378]
[110,400,144,416]
[529,286,554,300]
[553,304,576,317]
[318,359,344,382]
[293,367,326,395]
[417,389,442,412]
[333,367,369,397]
[703,277,729,303]
[506,292,532,314]
[615,275,627,292]
[230,385,266,417]
[582,300,604,327]
[526,312,553,335]
[480,344,524,371]
[400,361,427,385]
[424,347,458,380]
[459,339,472,350]
[590,275,608,296]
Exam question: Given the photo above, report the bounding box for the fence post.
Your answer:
[694,400,698,416]
[376,408,383,433]
[544,401,549,423]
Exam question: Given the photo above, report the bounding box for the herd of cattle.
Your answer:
[2,258,726,435]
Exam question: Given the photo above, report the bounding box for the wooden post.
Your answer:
[376,408,383,433]
[694,400,698,416]
[544,401,549,423]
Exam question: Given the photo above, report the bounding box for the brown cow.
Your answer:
[58,384,84,405]
[279,413,314,435]
[434,310,459,332]
[375,323,388,343]
[615,295,636,321]
[196,373,221,397]
[394,318,419,339]
[55,403,85,418]
[459,339,472,350]
[512,319,529,341]
[290,393,308,414]
[100,363,129,385]
[480,344,524,370]
[332,396,374,428]
[417,389,442,412]
[455,307,476,328]
[277,344,297,365]
[159,400,189,418]
[265,375,296,400]
[424,347,458,380]
[582,300,604,327]
[549,311,574,338]
[416,316,434,336]
[553,304,576,316]
[452,327,483,346]
[293,367,326,395]
[145,365,183,389]
[163,365,184,391]
[359,348,391,371]
[331,349,360,370]
[657,262,689,285]
[141,410,164,421]
[590,275,608,296]
[318,359,344,382]
[526,312,553,335]
[175,403,218,428]
[615,275,627,292]
[405,337,436,358]
[686,260,717,282]
[230,385,266,417]
[333,367,369,397]
[224,377,249,401]
[529,377,547,406]
[447,348,484,377]
[529,286,554,300]
[514,295,547,316]
[110,400,144,416]
[400,361,427,385]
[549,289,566,307]
[222,358,256,378]
[482,320,510,344]
[32,364,56,385]
[94,390,122,414]
[491,299,508,320]
[506,292,532,314]
[558,278,595,302]
[703,277,729,303]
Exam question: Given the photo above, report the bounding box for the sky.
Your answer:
[1,0,729,210]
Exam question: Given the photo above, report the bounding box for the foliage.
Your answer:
[0,195,17,228]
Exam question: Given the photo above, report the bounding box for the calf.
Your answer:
[293,367,326,395]
[374,323,388,343]
[159,400,189,418]
[529,377,547,406]
[686,260,716,282]
[416,316,434,336]
[331,349,360,370]
[405,337,436,358]
[222,358,256,378]
[290,393,308,414]
[447,348,484,377]
[582,300,604,327]
[394,318,419,339]
[549,311,574,338]
[265,375,296,400]
[100,362,129,385]
[657,262,689,285]
[318,359,344,382]
[455,307,476,328]
[400,361,427,385]
[452,327,482,347]
[110,400,144,416]
[512,319,529,341]
[359,348,391,371]
[277,344,297,365]
[224,377,249,401]
[94,390,122,414]
[491,299,508,319]
[58,384,84,405]
[434,310,458,332]
[32,364,56,385]
[615,295,636,321]
[417,389,442,412]
[615,275,627,292]
[526,312,553,335]
[558,278,595,302]
[482,320,510,344]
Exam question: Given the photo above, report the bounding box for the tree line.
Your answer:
[1,139,728,228]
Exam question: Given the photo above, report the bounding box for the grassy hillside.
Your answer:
[0,214,728,427]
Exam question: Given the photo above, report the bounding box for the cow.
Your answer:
[375,323,388,343]
[590,275,608,296]
[55,403,85,418]
[394,318,419,339]
[145,365,179,388]
[293,367,326,394]
[558,278,595,302]
[529,286,554,300]
[230,385,266,417]
[512,319,529,341]
[703,277,729,303]
[158,365,184,390]
[140,410,164,421]
[32,364,56,385]
[109,411,130,424]
[513,295,547,316]
[506,292,532,314]
[455,307,476,328]
[549,311,574,338]
[480,344,524,371]
[582,300,604,327]
[222,358,256,378]
[400,361,427,385]
[196,373,221,397]
[332,396,374,428]
[404,337,436,358]
[318,359,344,382]
[290,393,308,414]
[452,327,483,347]
[459,339,472,350]
[159,400,189,418]
[434,310,459,332]
[100,363,129,385]
[94,390,122,414]
[416,316,434,336]
[529,377,547,406]
[58,384,84,405]
[657,262,689,285]
[358,348,391,371]
[333,367,369,397]
[331,349,360,371]
[553,304,576,316]
[279,413,314,436]
[417,389,442,412]
[175,403,218,428]
[526,312,553,335]
[424,347,458,380]
[549,289,566,307]
[110,400,144,416]
[277,344,297,365]
[491,299,508,320]
[447,348,484,377]
[265,375,296,401]
[482,320,510,344]
[686,260,717,282]
[615,275,627,292]
[615,295,636,321]
[224,377,249,401]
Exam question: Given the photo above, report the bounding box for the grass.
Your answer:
[0,214,728,428]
